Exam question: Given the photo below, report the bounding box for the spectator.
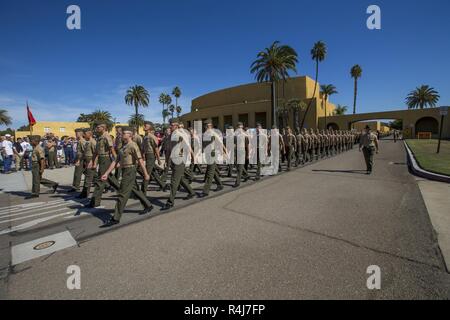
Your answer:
[2,134,14,174]
[63,137,74,165]
[13,137,24,171]
[21,137,32,170]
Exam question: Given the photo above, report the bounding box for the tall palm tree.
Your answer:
[125,85,150,134]
[333,104,348,115]
[128,113,145,129]
[250,41,298,127]
[172,86,181,110]
[406,85,440,109]
[299,41,327,130]
[320,84,338,129]
[350,65,362,114]
[176,105,182,118]
[162,109,170,125]
[159,93,167,123]
[0,109,12,126]
[168,104,175,120]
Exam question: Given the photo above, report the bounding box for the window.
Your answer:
[223,115,232,131]
[238,114,248,127]
[59,127,66,133]
[44,127,51,133]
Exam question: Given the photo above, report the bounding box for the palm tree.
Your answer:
[299,41,327,130]
[159,93,167,123]
[90,109,114,130]
[406,85,440,109]
[172,87,181,110]
[250,41,298,127]
[320,84,338,129]
[128,113,145,129]
[333,104,348,115]
[176,105,182,118]
[0,109,12,126]
[168,104,175,120]
[125,85,150,134]
[77,113,92,123]
[350,65,362,114]
[287,99,307,130]
[162,109,170,124]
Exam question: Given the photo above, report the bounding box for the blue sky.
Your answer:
[1,0,449,128]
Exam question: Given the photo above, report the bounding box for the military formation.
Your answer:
[26,119,363,227]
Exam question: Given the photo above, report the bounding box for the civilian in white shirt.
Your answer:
[2,134,14,173]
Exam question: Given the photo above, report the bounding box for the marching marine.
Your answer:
[26,135,59,199]
[100,126,153,227]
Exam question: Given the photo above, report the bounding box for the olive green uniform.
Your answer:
[72,137,85,191]
[114,134,123,179]
[284,133,296,170]
[113,141,152,221]
[31,144,58,195]
[202,134,223,195]
[234,132,249,186]
[141,132,166,194]
[79,137,97,198]
[360,132,378,173]
[166,133,195,206]
[47,139,58,169]
[90,132,120,207]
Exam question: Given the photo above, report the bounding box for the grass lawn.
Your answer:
[406,139,450,176]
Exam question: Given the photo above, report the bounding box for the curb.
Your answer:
[404,141,450,183]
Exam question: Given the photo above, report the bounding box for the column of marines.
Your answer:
[26,120,362,227]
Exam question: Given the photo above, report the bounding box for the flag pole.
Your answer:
[27,100,33,135]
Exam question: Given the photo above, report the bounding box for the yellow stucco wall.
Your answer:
[182,76,335,130]
[14,122,138,139]
[324,108,450,139]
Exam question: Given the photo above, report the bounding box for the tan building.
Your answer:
[14,122,137,139]
[353,121,390,133]
[181,76,336,131]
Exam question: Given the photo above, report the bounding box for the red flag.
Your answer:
[27,103,36,126]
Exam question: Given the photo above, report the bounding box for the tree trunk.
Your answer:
[353,78,357,114]
[135,105,139,134]
[271,81,276,128]
[300,59,319,129]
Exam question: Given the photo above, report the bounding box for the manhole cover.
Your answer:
[33,241,56,250]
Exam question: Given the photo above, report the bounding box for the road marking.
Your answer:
[0,200,81,218]
[11,231,77,265]
[0,202,47,214]
[0,199,67,214]
[0,207,104,235]
[0,203,83,223]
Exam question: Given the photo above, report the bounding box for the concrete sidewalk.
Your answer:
[416,179,450,271]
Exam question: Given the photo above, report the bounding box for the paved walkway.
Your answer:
[2,140,450,299]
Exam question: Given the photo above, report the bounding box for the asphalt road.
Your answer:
[2,139,450,299]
